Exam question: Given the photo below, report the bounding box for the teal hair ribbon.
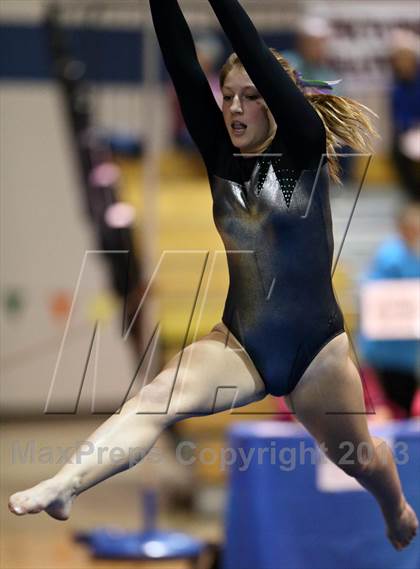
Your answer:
[294,71,342,94]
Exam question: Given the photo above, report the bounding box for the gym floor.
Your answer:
[1,417,223,569]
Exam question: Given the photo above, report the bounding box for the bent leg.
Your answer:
[9,323,265,520]
[285,333,418,550]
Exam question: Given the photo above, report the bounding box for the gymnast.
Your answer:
[9,0,418,551]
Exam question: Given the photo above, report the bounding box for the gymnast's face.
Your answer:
[222,67,275,154]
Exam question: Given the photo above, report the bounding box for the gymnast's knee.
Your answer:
[136,369,203,422]
[134,375,177,425]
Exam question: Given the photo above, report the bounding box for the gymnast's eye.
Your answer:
[223,95,233,101]
[245,94,259,100]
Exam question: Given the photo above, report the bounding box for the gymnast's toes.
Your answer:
[8,479,63,517]
[387,502,419,550]
[8,492,36,515]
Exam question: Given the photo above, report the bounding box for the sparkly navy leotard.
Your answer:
[150,0,345,396]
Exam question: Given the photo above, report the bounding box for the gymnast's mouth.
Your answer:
[231,121,247,134]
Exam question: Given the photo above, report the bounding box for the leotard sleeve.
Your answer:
[149,0,230,171]
[208,0,327,167]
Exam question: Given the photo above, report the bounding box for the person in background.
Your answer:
[389,29,420,200]
[358,200,420,418]
[284,17,336,84]
[282,16,355,183]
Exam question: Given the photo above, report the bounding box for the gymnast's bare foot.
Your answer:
[386,498,418,551]
[8,476,79,521]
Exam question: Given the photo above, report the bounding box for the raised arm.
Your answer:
[149,0,229,169]
[208,0,326,164]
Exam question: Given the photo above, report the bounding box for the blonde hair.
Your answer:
[220,50,379,183]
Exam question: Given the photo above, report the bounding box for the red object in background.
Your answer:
[411,388,420,417]
[50,291,72,321]
[275,365,418,422]
[361,366,392,414]
[275,396,296,422]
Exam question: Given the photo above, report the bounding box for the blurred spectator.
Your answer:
[358,200,420,418]
[284,17,336,84]
[169,33,223,153]
[389,29,420,200]
[282,17,355,183]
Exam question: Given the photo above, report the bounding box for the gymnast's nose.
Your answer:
[230,94,243,114]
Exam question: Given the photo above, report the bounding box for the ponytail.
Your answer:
[307,93,379,184]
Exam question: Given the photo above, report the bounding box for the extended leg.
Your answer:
[9,323,265,520]
[285,332,418,550]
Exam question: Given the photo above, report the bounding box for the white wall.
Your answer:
[0,0,170,415]
[0,81,169,415]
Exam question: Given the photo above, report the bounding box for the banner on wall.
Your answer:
[311,1,420,92]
